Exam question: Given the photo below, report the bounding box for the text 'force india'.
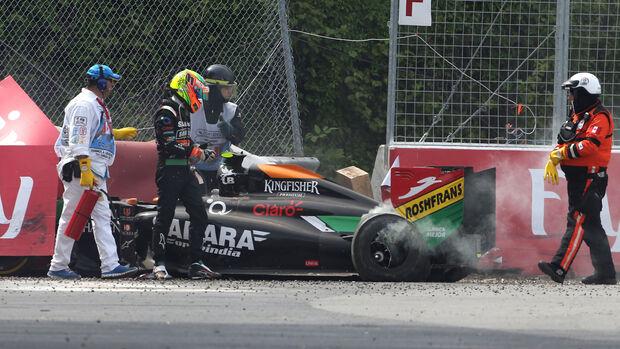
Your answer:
[102,154,496,282]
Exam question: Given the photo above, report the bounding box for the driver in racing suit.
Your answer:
[151,69,221,280]
[190,64,245,193]
[539,72,616,285]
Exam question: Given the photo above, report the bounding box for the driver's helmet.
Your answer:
[204,64,237,102]
[561,72,601,112]
[169,69,209,113]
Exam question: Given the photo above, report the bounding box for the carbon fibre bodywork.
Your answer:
[115,163,379,276]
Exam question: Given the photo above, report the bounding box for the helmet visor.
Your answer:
[219,83,237,101]
[561,79,579,91]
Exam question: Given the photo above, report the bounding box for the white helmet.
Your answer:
[561,72,601,95]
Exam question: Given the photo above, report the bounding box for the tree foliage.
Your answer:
[288,0,389,178]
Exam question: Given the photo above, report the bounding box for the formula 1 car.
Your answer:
[64,152,495,282]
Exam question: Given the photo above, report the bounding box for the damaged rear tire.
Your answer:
[352,214,430,281]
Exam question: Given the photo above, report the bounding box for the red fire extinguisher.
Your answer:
[63,189,100,241]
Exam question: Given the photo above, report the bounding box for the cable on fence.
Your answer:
[237,40,283,103]
[419,1,508,142]
[439,27,556,141]
[291,25,558,142]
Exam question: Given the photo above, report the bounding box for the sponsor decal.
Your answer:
[577,119,585,130]
[206,198,231,215]
[592,126,599,134]
[92,148,113,160]
[178,121,190,128]
[578,142,584,150]
[75,116,87,126]
[176,128,189,139]
[398,176,442,200]
[264,179,319,194]
[397,177,464,222]
[101,119,111,135]
[220,167,235,185]
[305,260,319,267]
[168,219,269,258]
[0,176,33,239]
[78,126,87,135]
[422,226,447,238]
[276,192,305,197]
[253,201,303,216]
[120,240,133,250]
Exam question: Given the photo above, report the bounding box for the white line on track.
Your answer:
[0,285,255,293]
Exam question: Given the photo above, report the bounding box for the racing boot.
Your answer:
[188,261,221,280]
[537,261,566,284]
[101,265,139,279]
[153,265,173,280]
[581,274,617,285]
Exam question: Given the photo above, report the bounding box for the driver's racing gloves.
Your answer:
[189,147,217,163]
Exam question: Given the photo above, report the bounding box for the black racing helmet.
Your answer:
[204,64,238,103]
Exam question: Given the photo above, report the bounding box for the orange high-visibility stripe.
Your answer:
[582,178,593,196]
[560,211,586,271]
[581,166,597,196]
[258,164,323,179]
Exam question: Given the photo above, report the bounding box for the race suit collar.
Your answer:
[574,100,601,119]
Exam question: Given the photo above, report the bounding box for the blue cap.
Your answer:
[86,64,121,81]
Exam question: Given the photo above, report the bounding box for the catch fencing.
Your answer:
[387,0,620,146]
[0,0,302,155]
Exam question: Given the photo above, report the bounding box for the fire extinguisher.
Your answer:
[63,189,100,240]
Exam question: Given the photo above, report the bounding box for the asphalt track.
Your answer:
[1,273,619,349]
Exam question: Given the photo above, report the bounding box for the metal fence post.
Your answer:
[385,0,399,167]
[278,0,303,156]
[553,0,570,140]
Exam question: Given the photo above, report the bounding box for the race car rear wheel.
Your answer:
[352,214,430,282]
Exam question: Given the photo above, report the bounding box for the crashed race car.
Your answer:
[64,151,495,282]
[2,152,496,282]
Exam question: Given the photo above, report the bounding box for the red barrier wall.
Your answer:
[390,145,620,276]
[0,146,58,255]
[107,140,158,202]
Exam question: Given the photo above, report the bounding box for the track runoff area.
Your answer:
[1,275,619,349]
